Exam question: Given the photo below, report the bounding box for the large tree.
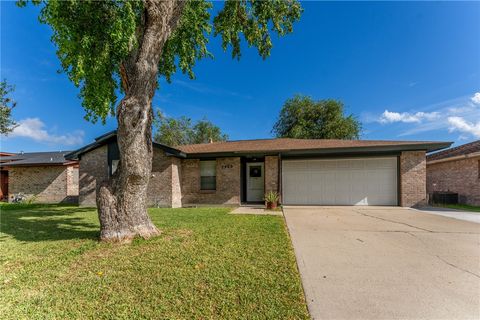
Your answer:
[21,0,302,242]
[0,80,17,135]
[272,95,361,139]
[154,110,227,146]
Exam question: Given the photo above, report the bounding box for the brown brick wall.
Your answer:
[8,165,70,203]
[400,151,427,207]
[79,146,182,207]
[427,157,480,206]
[147,149,173,207]
[265,156,279,195]
[79,145,108,206]
[181,157,240,205]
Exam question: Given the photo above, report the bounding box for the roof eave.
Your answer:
[183,142,453,158]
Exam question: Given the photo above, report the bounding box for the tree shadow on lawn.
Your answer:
[0,205,100,242]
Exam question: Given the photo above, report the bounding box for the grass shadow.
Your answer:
[0,205,100,242]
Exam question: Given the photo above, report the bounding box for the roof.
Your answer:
[0,151,77,167]
[66,131,452,159]
[427,140,480,162]
[177,138,452,156]
[65,130,186,160]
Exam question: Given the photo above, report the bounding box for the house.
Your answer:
[67,131,451,208]
[0,151,79,203]
[426,140,480,206]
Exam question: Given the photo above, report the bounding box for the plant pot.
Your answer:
[265,201,277,210]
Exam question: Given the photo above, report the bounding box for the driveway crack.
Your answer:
[354,210,434,232]
[407,231,480,279]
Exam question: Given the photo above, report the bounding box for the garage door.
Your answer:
[282,157,398,205]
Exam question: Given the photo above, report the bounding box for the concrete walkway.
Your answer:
[283,206,480,320]
[230,205,282,216]
[414,206,480,224]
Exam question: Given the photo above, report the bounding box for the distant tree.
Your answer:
[192,118,228,144]
[154,110,227,146]
[20,0,302,242]
[272,95,361,139]
[0,80,17,135]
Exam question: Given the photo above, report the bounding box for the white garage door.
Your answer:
[282,157,398,206]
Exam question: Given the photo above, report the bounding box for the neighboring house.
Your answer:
[427,140,480,206]
[67,131,450,208]
[0,151,79,203]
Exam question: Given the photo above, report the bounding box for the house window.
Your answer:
[200,160,216,190]
[111,160,119,175]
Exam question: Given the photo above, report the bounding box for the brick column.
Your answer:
[400,151,427,207]
[265,156,279,194]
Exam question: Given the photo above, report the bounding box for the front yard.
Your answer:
[0,205,309,319]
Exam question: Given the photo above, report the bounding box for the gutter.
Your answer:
[427,151,480,165]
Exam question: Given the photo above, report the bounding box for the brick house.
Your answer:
[0,152,79,203]
[67,131,450,208]
[427,140,480,206]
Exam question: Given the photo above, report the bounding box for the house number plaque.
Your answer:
[221,164,233,169]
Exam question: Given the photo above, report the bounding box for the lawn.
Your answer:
[440,203,480,213]
[0,204,309,319]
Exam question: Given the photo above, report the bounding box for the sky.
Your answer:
[1,1,479,152]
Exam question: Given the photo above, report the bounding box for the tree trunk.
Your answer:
[96,0,185,242]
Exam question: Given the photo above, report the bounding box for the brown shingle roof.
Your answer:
[177,138,449,154]
[427,140,480,162]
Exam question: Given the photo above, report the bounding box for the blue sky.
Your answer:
[1,1,479,152]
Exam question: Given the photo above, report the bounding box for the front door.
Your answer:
[246,162,264,202]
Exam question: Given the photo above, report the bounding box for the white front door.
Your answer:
[246,162,264,202]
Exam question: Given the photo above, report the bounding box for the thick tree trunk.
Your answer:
[96,0,185,242]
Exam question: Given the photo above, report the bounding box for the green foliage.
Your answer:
[19,0,302,123]
[264,191,280,204]
[214,0,303,59]
[159,0,213,82]
[153,110,228,146]
[192,118,229,144]
[272,95,362,140]
[0,80,17,135]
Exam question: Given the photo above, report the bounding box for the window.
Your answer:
[249,166,262,177]
[200,160,216,190]
[111,160,119,176]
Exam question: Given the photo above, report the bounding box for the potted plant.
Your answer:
[264,191,280,210]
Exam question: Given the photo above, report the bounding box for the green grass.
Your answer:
[439,203,480,213]
[0,204,309,319]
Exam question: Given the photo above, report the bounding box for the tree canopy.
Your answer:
[154,110,228,146]
[272,95,361,140]
[19,0,302,123]
[0,80,17,135]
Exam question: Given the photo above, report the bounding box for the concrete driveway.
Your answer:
[283,206,480,320]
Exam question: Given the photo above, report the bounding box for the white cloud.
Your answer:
[376,92,480,139]
[10,118,84,146]
[447,117,480,138]
[471,92,480,105]
[379,110,440,124]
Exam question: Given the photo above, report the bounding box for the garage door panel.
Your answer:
[282,157,397,206]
